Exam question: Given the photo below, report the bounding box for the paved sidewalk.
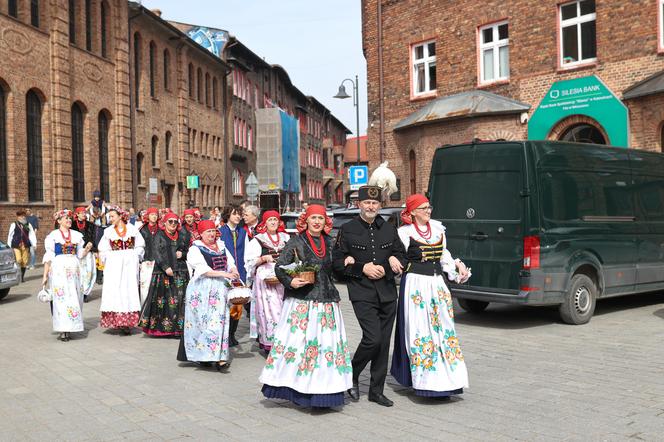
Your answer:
[1,268,663,441]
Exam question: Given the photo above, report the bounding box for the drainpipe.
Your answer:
[378,0,384,163]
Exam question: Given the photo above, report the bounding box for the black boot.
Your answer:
[20,267,26,282]
[229,318,239,347]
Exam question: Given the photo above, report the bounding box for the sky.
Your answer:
[141,0,367,137]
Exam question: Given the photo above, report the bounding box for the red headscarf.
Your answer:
[401,194,429,225]
[183,209,196,220]
[296,204,332,235]
[142,207,158,224]
[161,212,180,228]
[74,206,87,214]
[197,220,217,235]
[256,210,286,234]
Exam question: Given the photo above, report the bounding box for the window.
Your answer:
[232,169,243,195]
[188,63,194,98]
[163,49,170,90]
[149,41,156,98]
[248,126,253,152]
[255,85,259,108]
[98,112,110,201]
[133,33,141,107]
[8,0,17,18]
[560,123,606,144]
[233,117,238,146]
[71,103,86,202]
[136,153,144,185]
[85,0,93,50]
[30,0,39,27]
[69,0,76,44]
[412,40,436,96]
[212,77,218,108]
[197,68,203,102]
[26,90,43,201]
[165,131,172,161]
[0,87,6,201]
[151,136,158,167]
[233,69,238,96]
[205,73,210,106]
[479,22,509,83]
[560,0,596,67]
[100,1,108,57]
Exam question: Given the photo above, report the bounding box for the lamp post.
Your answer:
[334,75,361,167]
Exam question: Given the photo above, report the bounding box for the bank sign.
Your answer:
[528,75,628,147]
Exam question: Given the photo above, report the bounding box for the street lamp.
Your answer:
[334,75,361,166]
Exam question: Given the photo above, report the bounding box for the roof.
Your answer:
[623,70,664,100]
[344,136,368,162]
[394,90,530,131]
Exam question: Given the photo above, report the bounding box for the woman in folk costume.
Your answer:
[139,212,189,336]
[181,209,201,246]
[244,210,290,353]
[138,208,160,305]
[70,207,97,302]
[177,220,239,371]
[41,210,93,341]
[98,206,145,335]
[390,194,470,398]
[260,205,353,408]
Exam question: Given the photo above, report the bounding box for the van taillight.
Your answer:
[523,236,540,270]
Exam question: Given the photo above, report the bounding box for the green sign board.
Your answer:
[528,75,628,147]
[186,175,199,189]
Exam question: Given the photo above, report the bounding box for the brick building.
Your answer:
[362,0,664,200]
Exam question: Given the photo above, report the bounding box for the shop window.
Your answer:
[98,111,110,201]
[27,90,43,201]
[560,124,606,144]
[479,22,509,83]
[411,40,436,96]
[560,0,597,67]
[71,103,86,202]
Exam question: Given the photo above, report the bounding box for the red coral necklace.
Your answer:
[115,224,127,238]
[60,228,71,244]
[266,231,281,248]
[414,222,432,240]
[306,231,326,258]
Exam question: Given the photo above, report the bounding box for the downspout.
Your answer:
[377,0,385,163]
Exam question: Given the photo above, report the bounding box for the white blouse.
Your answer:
[397,220,462,282]
[244,232,290,278]
[97,223,145,263]
[187,239,237,284]
[42,229,85,263]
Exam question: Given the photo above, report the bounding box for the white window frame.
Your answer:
[479,21,509,84]
[559,0,597,68]
[232,169,242,195]
[411,40,436,96]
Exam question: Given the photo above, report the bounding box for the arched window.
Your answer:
[98,111,110,201]
[188,63,194,98]
[232,169,242,195]
[151,136,158,168]
[149,41,156,97]
[30,0,39,27]
[163,49,170,90]
[100,1,108,57]
[68,0,76,44]
[165,131,172,161]
[0,87,7,201]
[212,77,218,108]
[409,150,416,194]
[197,68,203,102]
[133,33,141,107]
[8,0,17,17]
[560,124,606,144]
[26,90,43,201]
[205,73,210,106]
[71,103,86,202]
[85,0,92,51]
[136,153,144,185]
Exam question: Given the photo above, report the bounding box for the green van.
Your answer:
[428,140,664,324]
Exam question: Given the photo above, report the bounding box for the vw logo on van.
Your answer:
[466,208,476,219]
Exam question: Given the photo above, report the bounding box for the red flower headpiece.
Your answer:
[107,205,129,223]
[52,209,72,221]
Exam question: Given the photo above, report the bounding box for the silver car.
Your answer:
[0,240,21,301]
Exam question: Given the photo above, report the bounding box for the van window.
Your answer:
[433,171,521,220]
[634,177,664,221]
[541,171,633,221]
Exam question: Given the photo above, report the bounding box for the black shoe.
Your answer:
[198,361,213,367]
[229,335,239,347]
[368,393,394,407]
[84,295,89,303]
[347,383,360,401]
[217,361,231,372]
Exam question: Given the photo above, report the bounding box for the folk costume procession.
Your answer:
[34,163,472,409]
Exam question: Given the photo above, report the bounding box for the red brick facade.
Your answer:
[362,0,664,201]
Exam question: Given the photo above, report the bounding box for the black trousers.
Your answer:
[351,299,397,395]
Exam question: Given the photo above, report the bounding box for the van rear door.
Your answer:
[429,142,526,292]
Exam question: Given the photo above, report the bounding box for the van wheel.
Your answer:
[0,288,9,301]
[458,298,489,313]
[559,274,596,325]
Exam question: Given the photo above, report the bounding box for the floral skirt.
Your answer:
[49,255,84,332]
[259,298,353,407]
[101,311,140,329]
[390,273,468,396]
[252,264,285,350]
[79,252,97,297]
[139,260,155,306]
[138,269,188,336]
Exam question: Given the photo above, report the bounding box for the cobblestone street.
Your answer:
[1,268,663,441]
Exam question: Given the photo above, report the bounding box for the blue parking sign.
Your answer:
[349,165,369,190]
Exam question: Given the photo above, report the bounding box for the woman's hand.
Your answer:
[228,268,240,280]
[344,256,355,266]
[165,267,174,277]
[456,261,470,283]
[388,256,404,275]
[290,277,310,289]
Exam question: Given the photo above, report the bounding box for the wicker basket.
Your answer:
[295,271,316,284]
[264,276,281,286]
[227,287,252,305]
